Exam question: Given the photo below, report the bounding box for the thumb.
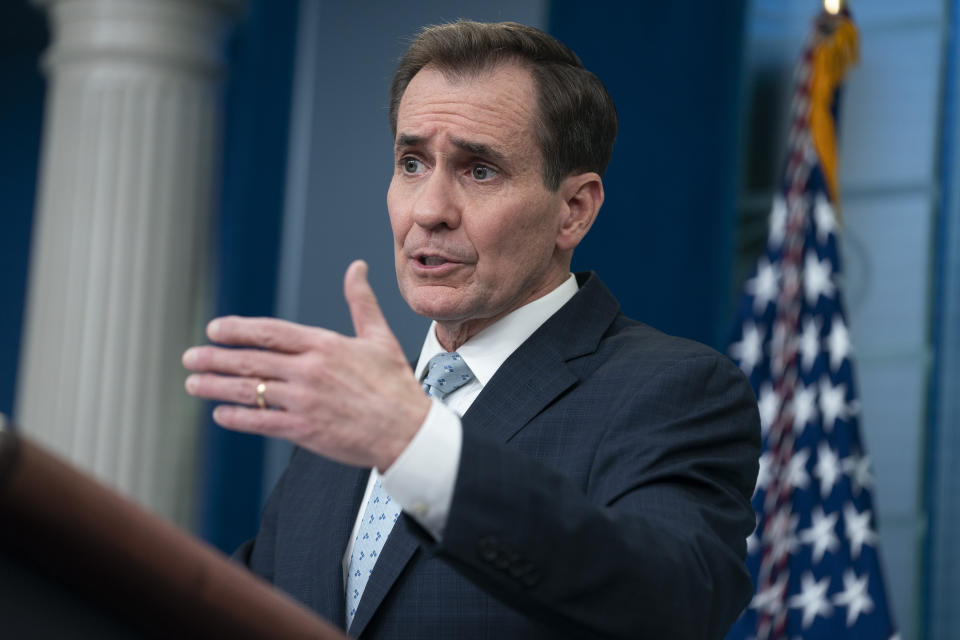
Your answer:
[344,260,392,341]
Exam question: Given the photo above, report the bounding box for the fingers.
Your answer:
[212,404,306,441]
[182,344,293,380]
[344,260,391,341]
[185,374,301,411]
[206,316,327,353]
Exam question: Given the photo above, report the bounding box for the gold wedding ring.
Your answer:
[255,381,267,409]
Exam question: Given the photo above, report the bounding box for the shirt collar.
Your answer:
[414,274,579,386]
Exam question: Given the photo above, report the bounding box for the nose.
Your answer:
[411,170,461,230]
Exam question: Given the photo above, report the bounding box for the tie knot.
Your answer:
[422,352,474,400]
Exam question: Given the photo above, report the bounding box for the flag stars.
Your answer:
[814,442,842,499]
[833,569,875,627]
[791,383,818,436]
[798,316,821,373]
[827,315,852,371]
[755,451,772,493]
[757,384,780,436]
[843,453,874,496]
[731,321,765,377]
[787,448,811,490]
[788,571,833,628]
[799,506,840,563]
[843,503,878,560]
[819,377,848,432]
[804,250,836,306]
[813,193,838,245]
[747,257,780,314]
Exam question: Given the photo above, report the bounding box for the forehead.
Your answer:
[395,63,538,152]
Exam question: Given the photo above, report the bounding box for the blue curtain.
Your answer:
[552,2,747,349]
[197,0,299,553]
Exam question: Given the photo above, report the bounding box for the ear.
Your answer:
[556,172,604,251]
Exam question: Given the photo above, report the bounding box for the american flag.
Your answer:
[726,8,898,640]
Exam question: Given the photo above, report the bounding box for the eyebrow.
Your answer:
[395,133,423,150]
[395,133,508,165]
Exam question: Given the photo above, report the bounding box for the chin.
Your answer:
[400,284,464,322]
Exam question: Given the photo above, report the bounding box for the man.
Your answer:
[183,20,760,639]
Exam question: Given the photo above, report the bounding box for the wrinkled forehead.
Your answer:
[395,62,540,142]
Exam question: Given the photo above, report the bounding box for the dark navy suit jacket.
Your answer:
[236,272,760,639]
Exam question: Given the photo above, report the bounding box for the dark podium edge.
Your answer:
[0,425,346,639]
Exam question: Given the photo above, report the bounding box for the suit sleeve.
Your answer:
[434,351,761,640]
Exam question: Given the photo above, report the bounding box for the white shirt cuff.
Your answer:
[381,398,462,540]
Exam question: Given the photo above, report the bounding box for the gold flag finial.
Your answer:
[824,0,846,15]
[808,3,858,219]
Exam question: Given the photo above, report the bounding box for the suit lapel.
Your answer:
[463,271,620,444]
[346,273,620,635]
[463,342,578,443]
[304,462,369,627]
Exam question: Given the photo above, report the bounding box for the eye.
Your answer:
[471,165,497,181]
[401,157,424,174]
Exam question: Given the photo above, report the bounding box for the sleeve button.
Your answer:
[478,536,500,563]
[520,569,541,588]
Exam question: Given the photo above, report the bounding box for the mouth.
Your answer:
[413,250,460,265]
[410,250,466,273]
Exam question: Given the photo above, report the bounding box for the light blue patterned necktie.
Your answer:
[345,351,475,629]
[421,351,475,400]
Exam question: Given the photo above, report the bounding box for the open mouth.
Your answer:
[419,256,448,266]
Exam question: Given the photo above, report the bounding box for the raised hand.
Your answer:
[182,260,431,471]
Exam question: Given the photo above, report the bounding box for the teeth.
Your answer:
[422,256,446,266]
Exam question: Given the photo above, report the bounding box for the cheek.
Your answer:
[484,204,555,262]
[386,184,407,245]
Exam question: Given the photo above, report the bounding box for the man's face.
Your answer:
[388,63,570,341]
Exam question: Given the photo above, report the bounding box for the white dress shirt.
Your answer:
[341,274,578,583]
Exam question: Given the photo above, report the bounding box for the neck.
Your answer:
[434,319,488,352]
[433,270,572,352]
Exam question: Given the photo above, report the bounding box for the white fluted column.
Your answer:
[17,0,242,526]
